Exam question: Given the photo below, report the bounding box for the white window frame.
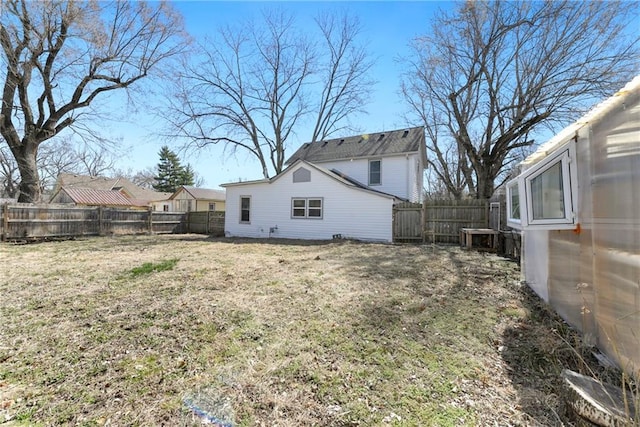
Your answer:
[369,159,381,186]
[506,141,578,230]
[291,197,323,219]
[506,178,523,229]
[209,202,216,211]
[240,196,251,224]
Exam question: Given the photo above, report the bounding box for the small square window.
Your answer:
[308,199,322,217]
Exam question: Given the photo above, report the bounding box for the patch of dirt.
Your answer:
[0,235,625,426]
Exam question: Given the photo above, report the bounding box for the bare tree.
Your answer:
[36,139,120,194]
[310,12,375,143]
[0,0,187,202]
[402,0,639,199]
[0,145,19,198]
[167,9,374,179]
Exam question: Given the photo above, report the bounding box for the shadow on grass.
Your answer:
[499,282,622,425]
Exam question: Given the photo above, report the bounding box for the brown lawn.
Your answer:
[0,234,611,426]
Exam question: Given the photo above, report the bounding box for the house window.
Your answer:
[163,204,169,212]
[506,141,577,230]
[369,159,381,185]
[209,202,216,211]
[240,196,251,223]
[291,198,323,219]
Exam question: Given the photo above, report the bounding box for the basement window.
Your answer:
[291,198,323,219]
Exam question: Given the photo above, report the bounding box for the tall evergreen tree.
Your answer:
[153,146,194,192]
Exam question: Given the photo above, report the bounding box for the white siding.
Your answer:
[224,166,394,242]
[316,153,422,202]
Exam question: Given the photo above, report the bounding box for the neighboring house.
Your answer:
[505,76,640,374]
[169,186,226,212]
[50,187,149,209]
[286,126,426,203]
[222,160,398,242]
[221,127,426,243]
[52,173,172,210]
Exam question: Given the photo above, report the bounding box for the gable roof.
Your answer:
[57,173,118,191]
[222,159,402,201]
[54,173,171,202]
[285,126,426,164]
[170,186,225,201]
[54,187,149,207]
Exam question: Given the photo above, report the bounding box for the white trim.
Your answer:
[509,141,578,230]
[506,178,523,229]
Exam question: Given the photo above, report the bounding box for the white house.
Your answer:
[221,127,426,243]
[506,76,640,374]
[222,160,398,242]
[286,126,426,203]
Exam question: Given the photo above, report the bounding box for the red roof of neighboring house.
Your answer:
[57,188,149,207]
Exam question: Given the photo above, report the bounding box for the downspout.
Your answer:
[406,154,410,201]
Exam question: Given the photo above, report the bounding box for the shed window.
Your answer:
[507,141,577,230]
[240,196,251,223]
[369,159,381,185]
[291,198,323,219]
[506,180,522,229]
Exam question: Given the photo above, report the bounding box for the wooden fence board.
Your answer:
[393,199,489,244]
[0,204,225,240]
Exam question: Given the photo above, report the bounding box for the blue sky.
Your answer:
[115,1,450,189]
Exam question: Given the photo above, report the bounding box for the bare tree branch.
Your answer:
[164,8,375,179]
[402,0,639,199]
[0,0,188,202]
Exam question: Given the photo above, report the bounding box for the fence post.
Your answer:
[147,206,153,234]
[98,206,104,236]
[2,203,8,241]
[207,210,211,234]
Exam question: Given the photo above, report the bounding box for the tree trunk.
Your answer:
[476,169,495,200]
[12,139,41,203]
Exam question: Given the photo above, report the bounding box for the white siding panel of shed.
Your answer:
[224,167,393,242]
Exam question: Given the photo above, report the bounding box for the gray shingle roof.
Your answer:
[285,126,425,164]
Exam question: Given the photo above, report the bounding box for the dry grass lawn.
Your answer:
[0,235,611,426]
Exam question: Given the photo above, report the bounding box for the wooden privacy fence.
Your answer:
[0,204,188,241]
[185,211,225,236]
[393,199,490,244]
